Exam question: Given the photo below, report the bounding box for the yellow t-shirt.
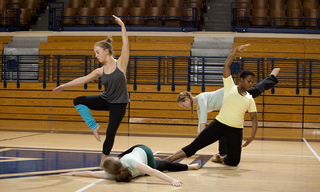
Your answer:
[215,75,257,128]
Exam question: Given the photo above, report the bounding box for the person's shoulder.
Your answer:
[245,92,254,100]
[93,67,103,74]
[223,75,232,80]
[196,94,206,103]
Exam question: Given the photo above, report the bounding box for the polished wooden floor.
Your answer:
[0,130,320,192]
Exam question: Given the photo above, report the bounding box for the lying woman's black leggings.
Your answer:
[118,145,188,172]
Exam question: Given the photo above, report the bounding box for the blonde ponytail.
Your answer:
[94,36,114,55]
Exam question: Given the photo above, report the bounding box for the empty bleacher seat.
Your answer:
[146,7,164,27]
[63,7,78,25]
[85,0,100,8]
[235,0,251,17]
[20,8,31,26]
[101,0,117,8]
[112,7,129,24]
[118,0,134,8]
[252,0,268,26]
[0,0,10,12]
[10,0,24,8]
[303,0,318,10]
[151,0,167,8]
[169,0,182,7]
[287,0,303,27]
[25,0,39,14]
[69,0,85,8]
[304,9,320,27]
[164,7,181,27]
[269,0,285,26]
[129,7,146,25]
[78,7,94,25]
[94,7,111,25]
[135,0,150,7]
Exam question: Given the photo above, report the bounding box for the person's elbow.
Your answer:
[145,169,156,176]
[251,112,258,121]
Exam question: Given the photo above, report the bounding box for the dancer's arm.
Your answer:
[223,44,250,78]
[136,162,183,187]
[199,124,206,132]
[242,112,258,147]
[52,68,102,93]
[60,171,105,179]
[248,68,280,98]
[197,97,208,133]
[113,15,129,73]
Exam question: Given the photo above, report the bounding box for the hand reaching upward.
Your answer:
[113,15,125,27]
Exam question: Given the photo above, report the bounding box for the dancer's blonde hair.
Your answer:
[177,91,194,120]
[94,37,114,55]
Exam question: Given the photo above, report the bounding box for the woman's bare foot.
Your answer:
[188,163,201,170]
[270,68,280,77]
[92,124,100,142]
[211,153,226,163]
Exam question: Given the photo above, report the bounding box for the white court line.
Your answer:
[74,151,161,192]
[243,153,314,158]
[303,138,320,161]
[75,179,104,192]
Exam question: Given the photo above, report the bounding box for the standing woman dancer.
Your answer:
[177,68,280,161]
[53,15,130,166]
[61,145,201,187]
[164,44,257,166]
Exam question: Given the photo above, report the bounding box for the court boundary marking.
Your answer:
[75,179,104,192]
[0,133,44,142]
[303,138,320,161]
[75,150,162,192]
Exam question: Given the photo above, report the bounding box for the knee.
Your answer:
[224,157,240,166]
[73,96,86,106]
[182,146,195,157]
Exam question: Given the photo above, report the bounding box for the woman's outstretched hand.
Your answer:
[113,15,125,27]
[52,85,65,93]
[236,44,250,52]
[171,179,183,187]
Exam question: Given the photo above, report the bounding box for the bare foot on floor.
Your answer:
[92,124,101,142]
[211,153,226,163]
[270,68,280,77]
[188,163,201,170]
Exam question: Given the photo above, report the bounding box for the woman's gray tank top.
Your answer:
[99,64,130,103]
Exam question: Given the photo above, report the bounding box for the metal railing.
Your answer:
[1,55,50,88]
[1,55,320,94]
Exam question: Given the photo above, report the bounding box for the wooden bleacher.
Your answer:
[0,36,320,140]
[41,36,193,56]
[1,82,319,140]
[233,37,320,59]
[0,36,13,79]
